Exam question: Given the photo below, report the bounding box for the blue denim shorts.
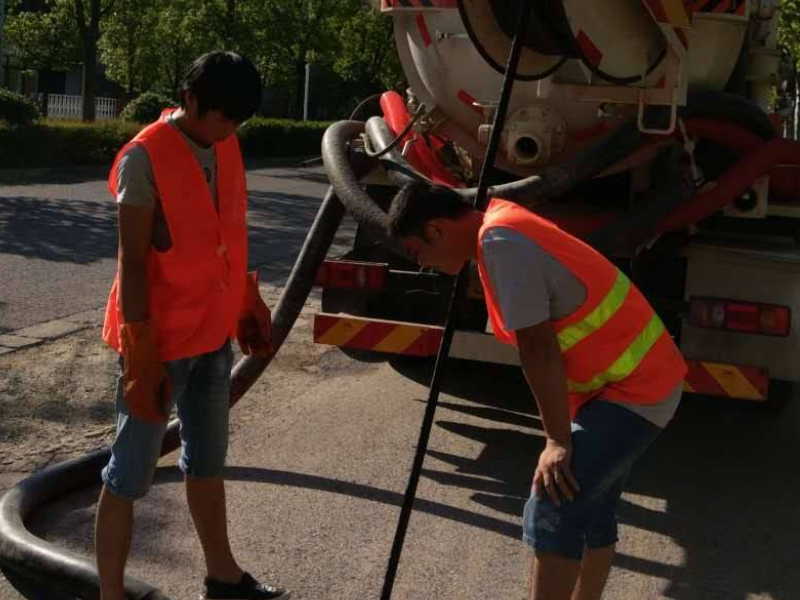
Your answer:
[522,400,661,560]
[101,340,233,500]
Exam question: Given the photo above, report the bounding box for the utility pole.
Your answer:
[303,61,310,121]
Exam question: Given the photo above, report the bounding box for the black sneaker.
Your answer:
[203,572,291,599]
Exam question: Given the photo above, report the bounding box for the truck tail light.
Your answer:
[315,260,388,290]
[689,298,791,337]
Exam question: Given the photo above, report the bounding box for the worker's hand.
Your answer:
[120,321,171,424]
[532,438,580,506]
[237,270,273,357]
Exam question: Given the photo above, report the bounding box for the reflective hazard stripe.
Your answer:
[557,270,631,353]
[683,360,768,401]
[567,314,666,394]
[313,313,444,356]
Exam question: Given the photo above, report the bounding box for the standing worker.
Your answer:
[96,51,289,600]
[388,182,686,600]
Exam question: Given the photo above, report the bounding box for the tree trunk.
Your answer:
[794,69,799,140]
[293,59,305,119]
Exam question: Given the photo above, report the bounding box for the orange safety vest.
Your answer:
[102,110,248,362]
[477,198,686,417]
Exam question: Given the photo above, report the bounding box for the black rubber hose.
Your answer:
[0,449,167,600]
[322,120,390,241]
[364,116,429,189]
[365,113,643,208]
[584,143,690,255]
[364,113,643,209]
[475,120,643,207]
[0,186,350,599]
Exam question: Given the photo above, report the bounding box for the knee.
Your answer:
[523,493,586,561]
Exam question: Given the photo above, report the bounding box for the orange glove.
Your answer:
[237,270,273,357]
[120,321,171,423]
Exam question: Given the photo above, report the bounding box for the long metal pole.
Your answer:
[378,3,533,598]
[304,62,310,121]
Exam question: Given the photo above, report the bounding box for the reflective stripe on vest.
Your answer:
[567,314,666,394]
[557,269,630,353]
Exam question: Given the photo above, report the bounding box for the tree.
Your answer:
[72,0,117,121]
[253,0,343,118]
[3,0,115,121]
[330,0,404,109]
[779,0,800,138]
[99,0,158,98]
[3,0,80,72]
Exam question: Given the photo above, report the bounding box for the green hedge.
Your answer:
[0,117,331,169]
[0,89,40,126]
[120,92,178,123]
[237,118,330,158]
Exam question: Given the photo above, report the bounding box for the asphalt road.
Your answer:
[0,161,344,334]
[1,165,799,599]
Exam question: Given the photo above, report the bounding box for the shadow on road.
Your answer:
[246,189,355,285]
[0,196,117,263]
[0,165,110,186]
[17,354,799,600]
[391,357,800,599]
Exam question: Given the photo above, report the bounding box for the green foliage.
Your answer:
[98,0,161,95]
[3,1,80,70]
[0,120,140,167]
[0,88,40,126]
[7,0,404,119]
[0,118,328,168]
[779,0,800,67]
[237,117,330,157]
[120,92,178,123]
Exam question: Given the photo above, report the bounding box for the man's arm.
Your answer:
[517,321,579,505]
[118,203,153,322]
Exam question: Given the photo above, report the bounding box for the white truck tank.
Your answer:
[380,0,774,176]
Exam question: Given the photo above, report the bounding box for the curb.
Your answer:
[0,308,105,355]
[0,280,292,357]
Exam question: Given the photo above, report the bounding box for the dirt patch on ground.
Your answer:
[0,327,118,479]
[0,285,343,490]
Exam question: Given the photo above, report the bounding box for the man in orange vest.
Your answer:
[388,182,686,600]
[96,52,289,600]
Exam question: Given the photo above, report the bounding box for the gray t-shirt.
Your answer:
[481,226,681,427]
[115,114,217,250]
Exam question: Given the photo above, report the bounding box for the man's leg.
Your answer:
[186,475,242,583]
[176,342,241,581]
[523,401,661,600]
[95,486,133,600]
[97,365,167,600]
[528,551,581,600]
[571,545,615,600]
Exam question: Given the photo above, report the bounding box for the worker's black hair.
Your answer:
[180,51,262,122]
[387,181,473,239]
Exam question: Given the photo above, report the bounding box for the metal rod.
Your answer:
[379,3,533,598]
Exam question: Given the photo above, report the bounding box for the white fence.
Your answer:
[46,94,118,120]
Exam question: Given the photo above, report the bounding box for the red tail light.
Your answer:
[315,260,388,290]
[689,298,791,337]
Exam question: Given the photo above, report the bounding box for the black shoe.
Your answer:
[203,572,291,599]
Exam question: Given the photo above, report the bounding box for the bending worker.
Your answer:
[96,51,289,600]
[388,182,686,600]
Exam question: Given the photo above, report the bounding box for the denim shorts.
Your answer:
[101,340,233,500]
[522,400,661,560]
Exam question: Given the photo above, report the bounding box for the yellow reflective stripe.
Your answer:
[568,314,665,394]
[557,270,631,352]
